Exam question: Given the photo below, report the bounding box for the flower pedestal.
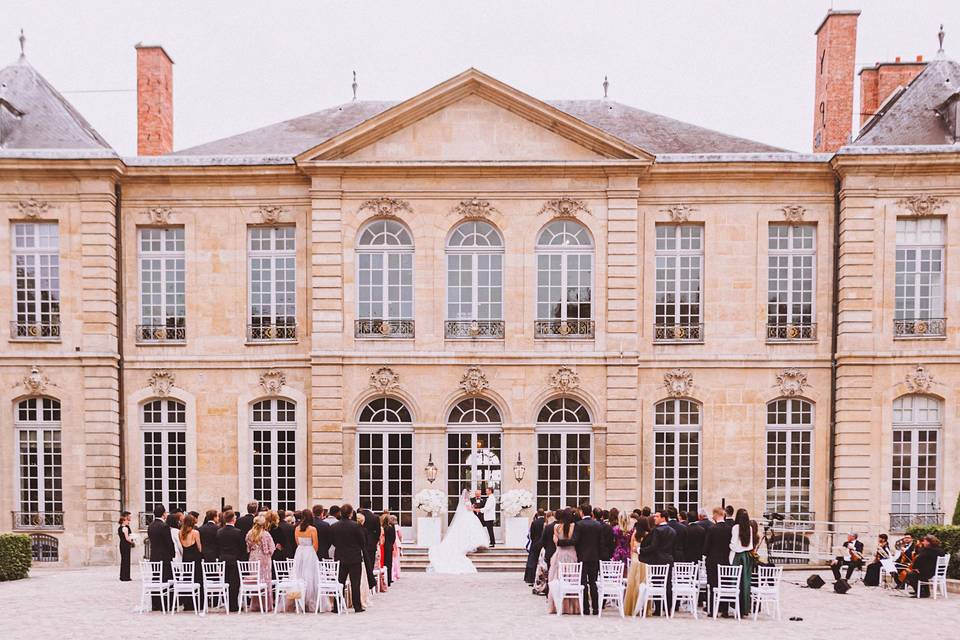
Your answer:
[417,516,442,547]
[504,516,528,548]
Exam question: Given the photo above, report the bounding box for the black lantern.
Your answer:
[425,453,439,484]
[513,452,526,483]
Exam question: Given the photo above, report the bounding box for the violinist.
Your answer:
[831,532,864,581]
[893,533,917,589]
[905,535,946,597]
[863,533,891,587]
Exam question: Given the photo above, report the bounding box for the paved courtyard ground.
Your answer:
[2,564,957,639]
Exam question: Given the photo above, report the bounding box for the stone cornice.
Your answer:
[832,149,960,176]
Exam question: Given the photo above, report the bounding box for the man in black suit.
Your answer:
[269,510,296,564]
[147,504,175,611]
[665,505,688,565]
[703,506,732,616]
[357,505,382,589]
[684,509,707,564]
[330,504,367,612]
[216,510,246,612]
[199,509,220,562]
[638,510,676,616]
[831,532,865,581]
[312,504,332,560]
[235,501,257,549]
[597,508,615,561]
[524,510,546,584]
[540,515,559,569]
[557,503,603,615]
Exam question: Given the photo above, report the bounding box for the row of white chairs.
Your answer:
[553,560,783,621]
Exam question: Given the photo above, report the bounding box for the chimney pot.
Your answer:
[917,55,923,62]
[136,44,174,156]
[895,56,901,62]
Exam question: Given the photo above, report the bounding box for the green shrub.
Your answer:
[0,534,32,581]
[906,524,960,579]
[952,493,960,526]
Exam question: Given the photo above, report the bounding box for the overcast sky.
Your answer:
[6,0,960,155]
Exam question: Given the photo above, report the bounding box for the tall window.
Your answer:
[12,222,60,340]
[447,398,503,522]
[250,398,297,511]
[142,399,187,517]
[535,220,593,338]
[138,227,185,343]
[767,224,816,341]
[358,398,413,528]
[445,221,504,338]
[765,398,813,518]
[653,399,700,514]
[891,395,941,529]
[248,226,296,341]
[894,218,945,337]
[655,225,703,342]
[536,398,592,510]
[14,397,63,529]
[356,220,414,338]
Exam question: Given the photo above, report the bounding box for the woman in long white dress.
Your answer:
[291,509,321,613]
[427,489,490,574]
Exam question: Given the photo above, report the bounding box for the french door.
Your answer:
[446,430,502,536]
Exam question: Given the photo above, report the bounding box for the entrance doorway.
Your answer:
[446,398,503,540]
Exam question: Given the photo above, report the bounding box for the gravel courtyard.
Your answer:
[3,564,957,639]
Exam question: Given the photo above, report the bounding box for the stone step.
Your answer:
[398,546,528,572]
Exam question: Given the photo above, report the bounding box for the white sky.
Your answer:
[6,0,960,155]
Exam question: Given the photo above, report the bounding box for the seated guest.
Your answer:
[864,533,891,586]
[905,535,946,598]
[830,532,864,581]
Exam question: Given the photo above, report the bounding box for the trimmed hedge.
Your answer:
[0,534,32,581]
[952,492,960,526]
[906,524,960,579]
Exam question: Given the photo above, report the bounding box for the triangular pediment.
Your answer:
[296,68,653,163]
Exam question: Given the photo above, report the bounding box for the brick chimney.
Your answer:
[858,56,926,127]
[136,44,173,156]
[812,10,860,153]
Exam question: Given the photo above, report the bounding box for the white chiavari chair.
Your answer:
[598,560,625,617]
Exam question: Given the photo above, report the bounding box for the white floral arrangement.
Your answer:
[415,488,446,516]
[500,489,534,517]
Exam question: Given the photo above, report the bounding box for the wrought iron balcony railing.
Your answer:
[246,321,297,342]
[766,322,817,342]
[534,319,595,338]
[12,510,64,530]
[889,512,943,531]
[654,322,704,343]
[136,322,186,344]
[893,317,946,338]
[445,319,505,339]
[10,320,61,341]
[355,319,415,338]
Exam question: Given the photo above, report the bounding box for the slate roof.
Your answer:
[174,97,785,157]
[0,55,112,150]
[854,58,960,146]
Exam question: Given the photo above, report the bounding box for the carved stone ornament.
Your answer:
[663,369,694,398]
[459,365,490,395]
[17,199,50,218]
[898,195,945,217]
[775,368,809,397]
[369,367,400,393]
[259,369,287,395]
[21,365,50,395]
[147,206,173,224]
[148,369,176,397]
[781,205,806,224]
[256,205,287,224]
[453,197,499,220]
[661,204,697,224]
[538,197,591,219]
[359,196,413,219]
[905,365,935,392]
[549,365,581,393]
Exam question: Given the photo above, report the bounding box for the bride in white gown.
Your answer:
[427,489,490,574]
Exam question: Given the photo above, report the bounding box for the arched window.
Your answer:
[250,398,297,512]
[446,221,504,339]
[765,398,813,518]
[535,220,594,338]
[891,395,942,529]
[653,399,700,515]
[535,398,592,510]
[447,398,503,521]
[356,219,414,338]
[141,399,187,518]
[358,398,413,528]
[14,397,62,529]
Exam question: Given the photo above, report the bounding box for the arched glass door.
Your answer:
[446,398,502,534]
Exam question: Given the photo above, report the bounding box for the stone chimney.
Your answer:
[136,44,173,156]
[812,10,860,153]
[858,56,926,127]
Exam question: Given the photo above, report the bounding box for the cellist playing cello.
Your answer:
[893,533,917,589]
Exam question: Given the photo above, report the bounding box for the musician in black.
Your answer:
[830,532,864,581]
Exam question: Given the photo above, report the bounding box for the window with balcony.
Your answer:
[14,397,63,530]
[767,224,816,341]
[137,227,185,343]
[356,219,414,338]
[894,218,945,338]
[445,221,504,339]
[535,220,593,338]
[11,222,60,341]
[248,226,297,341]
[655,224,703,342]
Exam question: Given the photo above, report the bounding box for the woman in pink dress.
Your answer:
[245,514,276,611]
[392,516,402,581]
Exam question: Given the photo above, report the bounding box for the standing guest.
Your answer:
[284,510,296,525]
[864,533,892,586]
[381,512,397,588]
[147,505,175,611]
[665,506,688,566]
[557,503,603,615]
[532,511,555,596]
[641,506,652,518]
[179,514,203,611]
[167,512,183,563]
[685,510,707,564]
[540,510,560,573]
[729,508,756,615]
[623,516,650,616]
[216,510,246,612]
[236,501,257,545]
[599,508,615,561]
[199,510,220,562]
[703,506,731,615]
[611,510,632,570]
[357,504,382,589]
[524,509,546,584]
[314,504,332,560]
[830,532,865,582]
[188,510,200,523]
[291,509,322,612]
[326,505,341,524]
[330,504,367,613]
[245,515,276,611]
[391,515,403,582]
[547,509,580,614]
[118,511,134,582]
[270,509,295,562]
[906,535,946,597]
[638,510,675,616]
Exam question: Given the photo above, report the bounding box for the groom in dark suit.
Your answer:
[556,503,603,615]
